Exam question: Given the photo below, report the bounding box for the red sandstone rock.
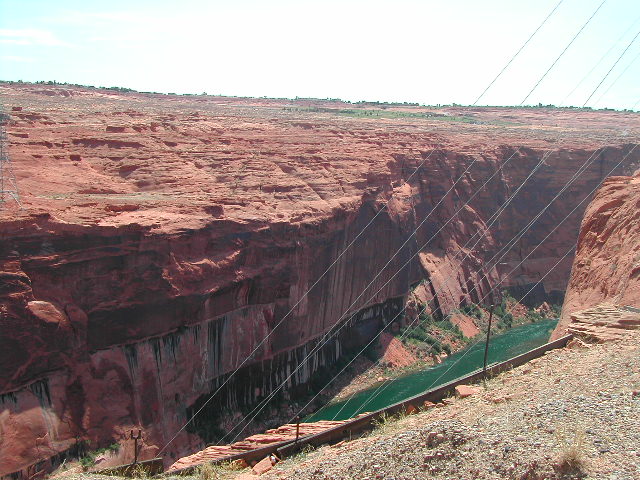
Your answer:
[552,173,640,340]
[1,82,639,477]
[379,332,416,368]
[449,314,480,338]
[232,459,250,469]
[26,301,69,326]
[535,302,552,316]
[235,473,258,480]
[405,404,419,415]
[455,385,480,398]
[166,419,353,472]
[566,337,589,349]
[252,457,274,475]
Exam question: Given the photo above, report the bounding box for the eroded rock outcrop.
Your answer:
[1,83,639,476]
[552,172,640,341]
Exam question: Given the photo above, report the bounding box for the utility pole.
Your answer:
[294,415,301,444]
[0,110,22,209]
[483,304,495,377]
[130,429,142,464]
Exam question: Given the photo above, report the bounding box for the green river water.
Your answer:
[306,318,558,422]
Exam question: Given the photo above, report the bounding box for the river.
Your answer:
[306,318,558,422]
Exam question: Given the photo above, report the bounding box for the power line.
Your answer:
[158,1,598,448]
[357,241,578,416]
[582,27,640,106]
[520,0,607,105]
[219,5,638,446]
[354,140,639,416]
[473,0,565,106]
[560,13,640,106]
[156,142,451,455]
[593,48,640,107]
[223,91,640,443]
[158,127,532,455]
[253,137,638,434]
[326,303,434,421]
[224,131,632,440]
[158,0,622,456]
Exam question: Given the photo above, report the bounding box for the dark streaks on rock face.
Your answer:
[184,296,403,444]
[1,83,639,476]
[28,380,52,409]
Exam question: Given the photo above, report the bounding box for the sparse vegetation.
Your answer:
[3,80,639,112]
[282,105,492,125]
[456,291,561,335]
[129,462,150,479]
[398,307,469,359]
[554,428,587,475]
[78,443,119,470]
[193,459,247,479]
[371,410,408,435]
[196,462,219,480]
[286,443,317,466]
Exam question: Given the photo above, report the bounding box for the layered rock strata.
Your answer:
[1,83,639,476]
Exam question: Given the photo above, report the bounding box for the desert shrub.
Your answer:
[460,303,483,320]
[434,318,464,340]
[498,313,513,329]
[79,456,95,470]
[197,462,218,480]
[555,429,586,475]
[526,311,544,323]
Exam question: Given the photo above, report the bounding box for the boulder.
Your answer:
[252,457,273,475]
[455,385,480,398]
[405,404,419,415]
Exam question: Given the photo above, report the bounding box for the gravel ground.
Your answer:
[255,332,640,480]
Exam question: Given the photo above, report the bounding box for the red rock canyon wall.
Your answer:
[1,83,639,476]
[552,171,640,340]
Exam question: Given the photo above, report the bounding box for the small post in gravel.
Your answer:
[295,415,301,444]
[130,429,142,464]
[483,304,495,377]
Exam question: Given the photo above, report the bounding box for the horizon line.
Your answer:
[1,79,638,113]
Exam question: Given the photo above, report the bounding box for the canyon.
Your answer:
[1,83,639,477]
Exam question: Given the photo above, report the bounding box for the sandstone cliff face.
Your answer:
[552,172,640,341]
[1,83,639,476]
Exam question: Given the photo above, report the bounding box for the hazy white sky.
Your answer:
[1,0,639,109]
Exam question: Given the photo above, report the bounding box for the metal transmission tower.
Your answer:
[0,111,22,209]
